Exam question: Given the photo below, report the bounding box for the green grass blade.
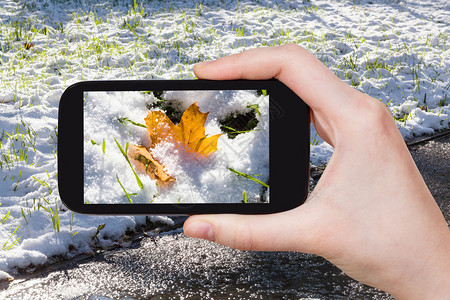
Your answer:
[117,117,146,128]
[228,168,269,188]
[116,174,133,204]
[54,198,60,232]
[114,138,143,189]
[2,224,21,250]
[242,190,247,203]
[21,207,28,225]
[70,211,74,232]
[220,125,260,135]
[102,139,106,154]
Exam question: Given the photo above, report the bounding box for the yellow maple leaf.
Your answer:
[144,110,177,146]
[127,102,221,187]
[145,102,221,156]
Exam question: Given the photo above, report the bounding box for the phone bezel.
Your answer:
[58,79,310,215]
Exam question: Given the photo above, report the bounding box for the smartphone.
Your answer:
[58,80,310,215]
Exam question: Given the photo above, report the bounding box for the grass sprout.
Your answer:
[2,224,21,251]
[220,125,260,136]
[32,176,52,195]
[70,211,76,234]
[311,133,320,146]
[39,198,60,232]
[93,224,106,242]
[13,170,21,191]
[117,117,147,128]
[1,211,11,224]
[116,174,135,204]
[114,138,144,189]
[0,120,37,170]
[228,167,269,188]
[21,207,28,225]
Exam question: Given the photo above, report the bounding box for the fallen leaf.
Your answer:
[127,144,175,187]
[145,102,221,156]
[174,102,222,155]
[128,102,220,187]
[145,110,177,146]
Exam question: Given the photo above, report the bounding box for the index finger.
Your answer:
[193,44,369,147]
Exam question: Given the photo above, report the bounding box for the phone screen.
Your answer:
[83,89,269,205]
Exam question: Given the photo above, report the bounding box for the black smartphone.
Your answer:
[58,79,310,215]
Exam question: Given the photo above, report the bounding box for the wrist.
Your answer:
[389,230,450,299]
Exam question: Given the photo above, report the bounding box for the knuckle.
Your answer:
[278,43,305,57]
[349,95,395,131]
[363,99,395,131]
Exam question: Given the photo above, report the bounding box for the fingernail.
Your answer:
[185,221,215,241]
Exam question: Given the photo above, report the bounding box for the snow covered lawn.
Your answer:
[0,0,448,280]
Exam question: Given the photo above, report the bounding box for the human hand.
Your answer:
[183,44,450,299]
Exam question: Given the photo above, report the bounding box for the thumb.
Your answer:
[183,202,322,253]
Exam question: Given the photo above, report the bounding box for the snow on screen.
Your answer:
[83,90,269,204]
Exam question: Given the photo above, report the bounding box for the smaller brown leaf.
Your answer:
[127,144,175,187]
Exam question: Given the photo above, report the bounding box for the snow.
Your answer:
[0,270,14,282]
[0,0,449,280]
